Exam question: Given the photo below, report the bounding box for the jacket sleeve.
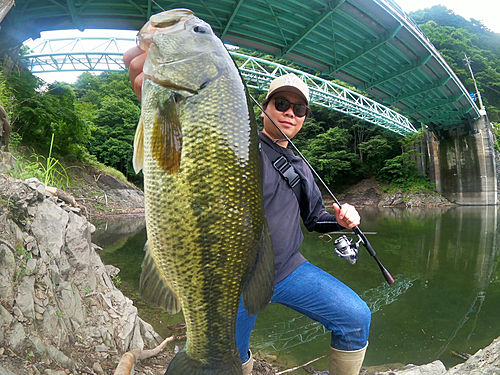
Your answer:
[300,168,344,233]
[313,212,344,233]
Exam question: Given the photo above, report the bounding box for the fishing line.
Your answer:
[250,93,394,285]
[151,0,165,11]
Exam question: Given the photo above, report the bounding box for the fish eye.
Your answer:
[193,25,208,33]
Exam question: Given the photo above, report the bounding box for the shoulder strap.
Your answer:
[260,138,304,203]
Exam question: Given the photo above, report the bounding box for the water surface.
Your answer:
[95,206,500,372]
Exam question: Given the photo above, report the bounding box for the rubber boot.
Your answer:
[242,350,253,375]
[329,344,367,375]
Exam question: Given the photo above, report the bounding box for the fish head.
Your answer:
[138,9,228,93]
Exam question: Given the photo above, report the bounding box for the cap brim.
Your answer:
[268,86,309,105]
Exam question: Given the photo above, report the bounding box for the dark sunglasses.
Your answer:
[272,97,310,118]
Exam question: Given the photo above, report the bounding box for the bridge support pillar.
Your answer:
[427,116,497,205]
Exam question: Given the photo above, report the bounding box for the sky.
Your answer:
[24,0,500,84]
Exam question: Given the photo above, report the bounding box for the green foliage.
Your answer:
[4,71,92,158]
[302,127,361,187]
[492,122,500,151]
[377,131,434,192]
[410,6,500,122]
[10,134,70,189]
[358,135,393,175]
[74,72,142,184]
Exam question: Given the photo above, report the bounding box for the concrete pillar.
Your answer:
[426,116,497,205]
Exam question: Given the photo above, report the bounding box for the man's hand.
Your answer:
[333,203,360,229]
[123,46,146,102]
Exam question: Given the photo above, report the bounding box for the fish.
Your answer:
[132,9,274,375]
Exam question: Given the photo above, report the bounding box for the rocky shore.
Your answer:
[1,165,498,374]
[0,174,164,374]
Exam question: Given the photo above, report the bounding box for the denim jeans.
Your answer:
[236,261,371,362]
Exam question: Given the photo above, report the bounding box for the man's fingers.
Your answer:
[123,47,147,102]
[123,46,145,69]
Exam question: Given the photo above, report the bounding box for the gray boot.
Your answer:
[242,350,253,375]
[329,344,367,375]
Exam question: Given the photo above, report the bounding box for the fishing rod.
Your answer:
[250,94,395,285]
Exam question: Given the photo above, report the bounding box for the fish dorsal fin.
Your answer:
[140,240,181,314]
[133,118,145,173]
[242,224,275,316]
[152,96,183,174]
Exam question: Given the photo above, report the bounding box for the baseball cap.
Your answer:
[266,73,309,105]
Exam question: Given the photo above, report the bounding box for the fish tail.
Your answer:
[165,349,242,375]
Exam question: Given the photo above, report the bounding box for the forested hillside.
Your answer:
[410,6,500,122]
[0,5,498,192]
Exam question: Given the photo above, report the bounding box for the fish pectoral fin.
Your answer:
[242,224,275,316]
[140,240,181,314]
[133,118,145,173]
[152,95,183,174]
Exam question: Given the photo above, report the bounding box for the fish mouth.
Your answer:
[138,9,195,51]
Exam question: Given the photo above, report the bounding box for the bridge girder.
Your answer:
[21,38,417,136]
[1,0,481,133]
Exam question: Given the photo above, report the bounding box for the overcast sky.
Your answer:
[26,0,499,83]
[395,0,500,33]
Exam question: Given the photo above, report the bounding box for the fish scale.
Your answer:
[133,9,274,375]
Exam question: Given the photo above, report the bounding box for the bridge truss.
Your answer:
[22,37,417,136]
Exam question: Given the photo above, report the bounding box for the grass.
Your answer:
[9,134,70,189]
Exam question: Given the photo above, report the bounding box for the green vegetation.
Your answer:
[1,6,498,195]
[410,6,500,122]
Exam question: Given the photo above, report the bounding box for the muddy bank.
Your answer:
[335,178,453,208]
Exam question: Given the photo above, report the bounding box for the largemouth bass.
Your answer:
[132,9,274,375]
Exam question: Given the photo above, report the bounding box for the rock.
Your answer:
[31,199,69,259]
[6,322,26,351]
[30,335,75,368]
[0,304,13,325]
[105,264,120,278]
[95,344,109,352]
[16,275,35,319]
[0,243,15,301]
[447,336,500,375]
[93,362,104,374]
[0,365,17,375]
[26,258,37,275]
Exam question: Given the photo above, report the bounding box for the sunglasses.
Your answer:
[272,97,310,118]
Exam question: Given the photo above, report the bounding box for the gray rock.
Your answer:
[0,365,17,375]
[30,335,75,368]
[59,281,85,328]
[95,344,109,352]
[31,199,69,258]
[0,304,13,325]
[26,257,37,275]
[16,275,35,319]
[93,362,104,375]
[447,336,500,375]
[374,361,446,375]
[6,322,26,350]
[105,264,120,278]
[0,243,15,300]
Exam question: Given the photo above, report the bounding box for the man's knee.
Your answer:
[354,299,371,332]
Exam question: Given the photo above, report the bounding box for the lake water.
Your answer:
[93,206,500,372]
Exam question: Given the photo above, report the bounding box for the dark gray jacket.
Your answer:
[260,132,343,283]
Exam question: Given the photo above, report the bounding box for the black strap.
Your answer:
[260,138,304,204]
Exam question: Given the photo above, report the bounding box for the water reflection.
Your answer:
[94,206,500,371]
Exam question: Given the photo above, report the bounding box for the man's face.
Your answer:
[261,91,307,142]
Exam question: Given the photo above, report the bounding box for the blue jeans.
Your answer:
[236,261,371,362]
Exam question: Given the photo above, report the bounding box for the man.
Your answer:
[124,47,371,375]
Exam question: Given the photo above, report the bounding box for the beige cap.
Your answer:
[266,73,309,105]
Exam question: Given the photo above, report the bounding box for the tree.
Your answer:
[302,127,361,188]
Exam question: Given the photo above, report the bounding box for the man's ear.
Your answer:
[261,104,267,119]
